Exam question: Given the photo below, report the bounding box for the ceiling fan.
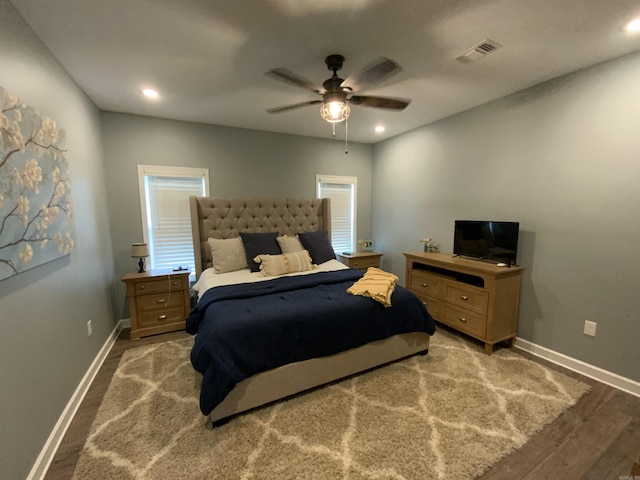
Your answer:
[266,54,411,124]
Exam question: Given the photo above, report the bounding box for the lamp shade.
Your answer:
[131,243,149,258]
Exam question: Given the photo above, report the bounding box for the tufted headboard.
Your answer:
[189,197,331,279]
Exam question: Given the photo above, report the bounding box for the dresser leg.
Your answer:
[484,343,494,355]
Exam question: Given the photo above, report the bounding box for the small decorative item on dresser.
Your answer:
[357,239,374,252]
[131,243,149,273]
[419,237,440,253]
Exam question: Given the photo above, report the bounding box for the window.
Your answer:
[138,165,210,279]
[316,174,356,253]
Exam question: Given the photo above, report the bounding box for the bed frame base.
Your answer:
[207,331,430,426]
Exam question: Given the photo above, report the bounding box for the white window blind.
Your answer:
[316,175,357,253]
[138,166,209,279]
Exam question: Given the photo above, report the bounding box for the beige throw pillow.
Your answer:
[207,237,248,273]
[276,234,305,253]
[254,250,315,277]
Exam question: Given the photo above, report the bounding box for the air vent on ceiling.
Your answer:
[456,39,502,64]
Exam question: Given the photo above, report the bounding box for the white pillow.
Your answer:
[276,234,305,253]
[207,237,248,273]
[254,250,315,277]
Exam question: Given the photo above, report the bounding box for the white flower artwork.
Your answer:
[0,85,74,281]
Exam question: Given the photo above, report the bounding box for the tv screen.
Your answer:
[453,220,519,264]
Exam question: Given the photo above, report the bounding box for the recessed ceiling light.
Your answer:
[375,125,385,133]
[142,88,159,98]
[626,17,640,32]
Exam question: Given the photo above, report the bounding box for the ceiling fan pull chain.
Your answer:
[332,122,336,137]
[345,117,349,155]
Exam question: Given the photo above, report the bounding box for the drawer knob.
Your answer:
[421,283,428,288]
[172,281,178,286]
[460,295,469,301]
[157,298,166,303]
[458,317,467,323]
[140,285,145,289]
[158,314,167,320]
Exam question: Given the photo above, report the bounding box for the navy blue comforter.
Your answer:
[187,269,436,415]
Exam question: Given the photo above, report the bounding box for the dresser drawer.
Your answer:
[445,284,488,315]
[138,307,186,328]
[134,276,185,295]
[443,305,486,338]
[409,271,443,299]
[419,296,444,321]
[137,292,185,311]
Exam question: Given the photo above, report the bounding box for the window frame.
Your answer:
[316,174,357,253]
[137,165,210,276]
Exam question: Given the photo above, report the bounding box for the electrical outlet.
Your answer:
[584,320,597,337]
[87,320,93,337]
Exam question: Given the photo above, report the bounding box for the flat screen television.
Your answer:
[453,220,519,265]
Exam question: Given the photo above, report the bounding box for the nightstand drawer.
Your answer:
[137,292,185,311]
[336,252,383,270]
[350,257,380,269]
[134,276,186,295]
[443,305,486,338]
[138,307,185,328]
[445,284,488,315]
[409,271,443,299]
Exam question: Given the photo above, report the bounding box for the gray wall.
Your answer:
[3,0,638,476]
[100,112,374,317]
[372,51,640,382]
[0,1,117,479]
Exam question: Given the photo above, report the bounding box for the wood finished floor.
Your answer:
[44,328,640,480]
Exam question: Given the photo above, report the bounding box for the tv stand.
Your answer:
[404,252,524,354]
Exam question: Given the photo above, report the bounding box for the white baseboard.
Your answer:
[26,320,125,480]
[514,337,640,398]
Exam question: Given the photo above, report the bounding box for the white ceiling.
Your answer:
[10,0,640,144]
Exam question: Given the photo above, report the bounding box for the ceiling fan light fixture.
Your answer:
[266,55,407,132]
[321,99,350,123]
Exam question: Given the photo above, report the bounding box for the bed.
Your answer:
[187,196,436,425]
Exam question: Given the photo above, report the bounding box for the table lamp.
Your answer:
[131,243,149,273]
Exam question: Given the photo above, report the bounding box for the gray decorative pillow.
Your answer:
[276,234,305,254]
[207,237,248,273]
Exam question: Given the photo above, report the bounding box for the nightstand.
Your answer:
[336,251,383,270]
[122,269,191,340]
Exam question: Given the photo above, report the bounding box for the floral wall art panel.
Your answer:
[0,85,74,281]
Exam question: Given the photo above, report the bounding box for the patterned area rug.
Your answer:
[71,330,589,479]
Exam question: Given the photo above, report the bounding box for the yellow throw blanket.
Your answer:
[346,267,399,307]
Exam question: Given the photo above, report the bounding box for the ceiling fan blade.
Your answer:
[349,95,410,110]
[342,57,401,92]
[266,100,323,114]
[266,68,322,93]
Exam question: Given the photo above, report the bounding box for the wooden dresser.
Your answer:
[121,269,191,340]
[336,251,383,270]
[404,252,524,354]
